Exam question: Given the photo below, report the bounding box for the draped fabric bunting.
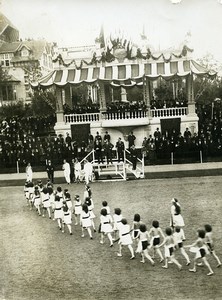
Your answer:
[31,60,216,88]
[52,45,193,67]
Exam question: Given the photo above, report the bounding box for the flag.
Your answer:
[98,25,105,49]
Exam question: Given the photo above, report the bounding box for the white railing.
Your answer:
[64,113,100,124]
[150,107,188,118]
[125,149,145,179]
[102,110,147,120]
[64,107,188,124]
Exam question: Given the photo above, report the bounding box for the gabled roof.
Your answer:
[0,13,19,42]
[17,43,32,52]
[0,74,20,83]
[0,41,21,53]
[0,12,18,33]
[0,39,52,62]
[20,40,47,60]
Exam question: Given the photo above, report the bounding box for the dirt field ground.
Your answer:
[1,176,222,300]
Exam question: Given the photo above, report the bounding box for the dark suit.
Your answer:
[46,163,54,183]
[116,140,125,162]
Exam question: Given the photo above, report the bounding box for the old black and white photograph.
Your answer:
[1,0,222,299]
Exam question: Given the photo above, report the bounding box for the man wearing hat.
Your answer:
[116,137,125,162]
[46,159,55,183]
[104,131,111,143]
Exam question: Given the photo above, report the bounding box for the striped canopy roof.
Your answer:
[31,59,216,88]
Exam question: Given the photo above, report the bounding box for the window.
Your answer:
[0,53,13,67]
[1,85,15,101]
[21,48,29,57]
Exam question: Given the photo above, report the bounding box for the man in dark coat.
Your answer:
[94,139,104,164]
[116,137,125,162]
[103,140,114,164]
[104,131,111,143]
[128,131,136,149]
[130,145,137,170]
[46,159,55,183]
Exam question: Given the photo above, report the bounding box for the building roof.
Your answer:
[31,59,216,88]
[0,41,21,53]
[0,74,20,83]
[0,39,51,62]
[0,12,18,33]
[18,40,48,60]
[0,13,19,42]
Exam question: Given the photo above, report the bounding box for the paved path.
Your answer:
[0,161,222,186]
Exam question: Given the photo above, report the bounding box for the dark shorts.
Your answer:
[134,230,139,239]
[178,242,183,248]
[153,237,160,246]
[169,247,174,256]
[207,242,214,252]
[200,248,206,258]
[142,240,149,250]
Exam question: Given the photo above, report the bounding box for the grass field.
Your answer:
[1,176,222,300]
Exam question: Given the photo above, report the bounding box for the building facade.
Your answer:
[0,13,54,106]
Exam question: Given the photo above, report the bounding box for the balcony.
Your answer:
[64,107,188,125]
[151,107,188,118]
[64,113,100,124]
[102,110,147,120]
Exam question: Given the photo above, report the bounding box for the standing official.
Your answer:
[128,131,136,149]
[62,159,71,184]
[116,137,125,162]
[130,145,137,170]
[46,160,54,183]
[103,140,114,164]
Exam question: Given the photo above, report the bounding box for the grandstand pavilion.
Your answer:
[32,34,216,148]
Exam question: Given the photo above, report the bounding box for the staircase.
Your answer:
[80,149,144,182]
[124,149,145,179]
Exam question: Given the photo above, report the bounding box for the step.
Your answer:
[95,174,126,181]
[97,170,123,175]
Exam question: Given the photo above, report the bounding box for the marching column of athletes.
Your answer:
[24,180,221,276]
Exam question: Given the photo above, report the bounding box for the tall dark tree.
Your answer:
[30,90,56,116]
[194,54,222,105]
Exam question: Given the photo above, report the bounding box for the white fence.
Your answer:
[150,107,188,118]
[64,107,188,124]
[64,113,100,124]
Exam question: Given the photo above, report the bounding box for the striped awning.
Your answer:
[31,59,216,88]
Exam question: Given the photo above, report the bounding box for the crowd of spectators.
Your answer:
[150,98,187,109]
[151,87,187,109]
[63,103,100,115]
[1,102,222,170]
[0,115,56,168]
[106,101,147,113]
[142,103,222,164]
[63,101,148,115]
[63,95,188,115]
